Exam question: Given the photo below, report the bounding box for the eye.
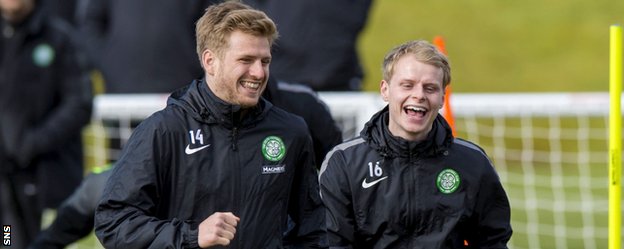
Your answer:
[400,83,412,90]
[424,84,440,93]
[261,58,271,65]
[239,58,253,64]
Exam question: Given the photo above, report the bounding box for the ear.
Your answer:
[201,49,217,76]
[380,80,389,102]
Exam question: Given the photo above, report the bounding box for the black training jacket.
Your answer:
[319,107,512,249]
[95,79,325,248]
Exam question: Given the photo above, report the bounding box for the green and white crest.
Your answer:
[262,136,286,162]
[32,43,55,67]
[436,168,460,194]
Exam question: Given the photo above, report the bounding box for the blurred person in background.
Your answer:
[75,0,218,94]
[40,0,78,25]
[319,40,512,248]
[0,0,93,248]
[246,0,373,91]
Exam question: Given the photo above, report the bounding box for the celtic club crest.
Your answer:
[33,43,55,67]
[262,136,286,162]
[436,169,460,194]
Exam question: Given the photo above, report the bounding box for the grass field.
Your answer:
[502,162,609,249]
[455,115,611,248]
[359,0,624,93]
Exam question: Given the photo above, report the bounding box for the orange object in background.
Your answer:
[432,36,456,137]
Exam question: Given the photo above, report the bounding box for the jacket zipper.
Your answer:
[409,154,418,233]
[231,127,239,151]
[232,126,242,248]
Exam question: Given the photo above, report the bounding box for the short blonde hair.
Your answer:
[195,1,278,60]
[382,40,451,88]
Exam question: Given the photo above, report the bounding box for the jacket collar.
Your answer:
[1,3,44,38]
[168,78,271,128]
[361,105,454,159]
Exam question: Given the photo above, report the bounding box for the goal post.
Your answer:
[609,24,622,249]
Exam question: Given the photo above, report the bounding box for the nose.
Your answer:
[411,86,426,101]
[249,60,266,80]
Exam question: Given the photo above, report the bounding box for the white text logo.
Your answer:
[262,165,286,174]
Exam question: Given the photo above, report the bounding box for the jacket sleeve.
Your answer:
[29,206,92,249]
[318,149,356,249]
[283,134,327,248]
[94,121,200,249]
[307,96,342,170]
[28,171,109,249]
[471,163,513,248]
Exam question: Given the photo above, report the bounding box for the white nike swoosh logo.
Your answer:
[185,144,211,155]
[361,176,388,189]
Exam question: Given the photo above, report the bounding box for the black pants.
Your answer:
[0,171,43,249]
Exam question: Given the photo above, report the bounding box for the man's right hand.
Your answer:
[198,212,240,248]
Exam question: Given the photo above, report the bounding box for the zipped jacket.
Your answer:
[319,107,512,249]
[95,79,325,248]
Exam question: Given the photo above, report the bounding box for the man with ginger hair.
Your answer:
[94,2,325,248]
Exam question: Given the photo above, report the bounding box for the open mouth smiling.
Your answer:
[241,80,261,90]
[404,105,427,117]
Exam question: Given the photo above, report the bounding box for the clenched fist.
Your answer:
[198,212,240,248]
